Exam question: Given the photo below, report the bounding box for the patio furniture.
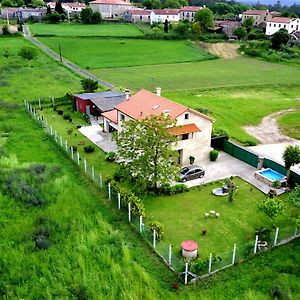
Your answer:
[204,213,209,218]
[216,213,220,218]
[210,210,216,216]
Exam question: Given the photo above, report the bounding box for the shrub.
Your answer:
[149,221,164,240]
[57,110,63,115]
[210,150,219,161]
[84,145,95,153]
[2,25,10,36]
[35,235,50,250]
[255,227,271,242]
[105,151,116,162]
[158,183,189,195]
[18,46,38,61]
[63,114,71,120]
[244,139,257,146]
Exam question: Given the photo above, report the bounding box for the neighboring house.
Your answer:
[102,89,213,165]
[241,9,272,26]
[74,91,126,117]
[89,0,132,19]
[266,17,300,35]
[179,6,202,22]
[214,20,240,37]
[1,8,47,20]
[47,2,86,15]
[152,9,180,23]
[124,9,155,24]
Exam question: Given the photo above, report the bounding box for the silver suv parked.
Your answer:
[179,165,205,182]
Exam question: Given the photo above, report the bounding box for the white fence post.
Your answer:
[77,152,80,165]
[139,216,143,233]
[65,140,68,153]
[274,227,279,246]
[108,182,111,200]
[84,159,87,173]
[91,166,94,180]
[232,243,236,265]
[50,126,53,136]
[153,229,156,248]
[208,253,212,274]
[52,96,55,107]
[39,98,41,110]
[99,174,102,190]
[168,244,172,266]
[71,146,74,160]
[128,202,131,222]
[60,136,63,147]
[184,262,188,285]
[117,192,121,209]
[254,235,259,254]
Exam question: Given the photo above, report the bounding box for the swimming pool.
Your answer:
[255,168,286,186]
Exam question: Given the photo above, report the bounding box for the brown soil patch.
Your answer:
[199,42,239,59]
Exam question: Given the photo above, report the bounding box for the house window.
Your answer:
[184,113,189,120]
[182,133,189,140]
[279,24,281,27]
[274,24,276,27]
[284,25,286,28]
[269,23,271,26]
[120,114,125,121]
[140,15,142,19]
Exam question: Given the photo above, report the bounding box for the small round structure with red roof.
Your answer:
[181,240,198,258]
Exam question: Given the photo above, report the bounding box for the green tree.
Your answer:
[113,114,179,192]
[282,145,300,183]
[243,17,254,33]
[91,12,102,24]
[1,0,13,7]
[288,185,300,208]
[258,197,285,220]
[31,0,45,8]
[164,19,169,33]
[271,29,290,50]
[55,2,65,15]
[194,8,214,32]
[163,0,181,9]
[49,12,61,23]
[192,21,201,37]
[80,7,93,24]
[18,46,38,61]
[143,0,161,9]
[234,27,247,39]
[81,78,98,93]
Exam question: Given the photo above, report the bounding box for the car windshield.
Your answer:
[181,167,189,175]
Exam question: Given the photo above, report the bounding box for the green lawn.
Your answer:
[278,111,300,140]
[165,86,300,144]
[143,178,298,265]
[38,37,216,69]
[92,57,300,91]
[29,23,144,37]
[0,36,81,102]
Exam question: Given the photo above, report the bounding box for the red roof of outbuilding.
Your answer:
[127,9,152,15]
[153,9,179,15]
[168,123,201,136]
[269,17,291,24]
[180,6,202,13]
[243,9,268,16]
[90,0,130,5]
[181,240,198,251]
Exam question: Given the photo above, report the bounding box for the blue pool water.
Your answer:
[259,169,285,181]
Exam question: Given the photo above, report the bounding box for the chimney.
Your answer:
[125,90,130,100]
[156,87,161,97]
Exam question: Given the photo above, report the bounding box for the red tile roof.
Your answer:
[102,110,118,124]
[168,123,201,136]
[243,9,268,16]
[153,9,179,15]
[89,0,131,5]
[180,6,202,13]
[65,2,86,7]
[269,17,292,24]
[115,89,188,120]
[127,9,152,15]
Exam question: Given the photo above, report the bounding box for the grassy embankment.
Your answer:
[278,111,300,140]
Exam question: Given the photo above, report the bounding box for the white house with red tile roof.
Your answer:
[266,17,300,35]
[102,89,213,165]
[47,2,86,14]
[179,6,202,22]
[152,9,180,23]
[124,8,156,24]
[89,0,132,19]
[242,9,272,25]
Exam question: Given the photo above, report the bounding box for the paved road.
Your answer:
[22,25,115,90]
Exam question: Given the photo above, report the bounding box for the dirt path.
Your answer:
[244,109,298,144]
[199,42,239,59]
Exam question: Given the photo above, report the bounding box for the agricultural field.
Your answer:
[143,178,298,262]
[278,111,300,140]
[0,36,81,102]
[38,37,216,69]
[92,57,300,91]
[29,23,144,37]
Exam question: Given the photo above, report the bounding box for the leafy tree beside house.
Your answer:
[243,16,254,33]
[283,145,300,183]
[81,78,98,93]
[113,114,179,193]
[271,29,290,50]
[55,2,65,15]
[80,7,102,24]
[194,8,214,33]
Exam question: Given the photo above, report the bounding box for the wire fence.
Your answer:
[25,101,300,285]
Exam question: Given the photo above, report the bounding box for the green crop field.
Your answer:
[29,23,144,37]
[0,36,81,102]
[278,111,300,140]
[38,37,216,69]
[92,57,300,91]
[165,86,300,144]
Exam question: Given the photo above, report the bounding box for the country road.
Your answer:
[22,25,115,90]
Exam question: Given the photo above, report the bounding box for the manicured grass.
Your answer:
[143,178,297,261]
[0,36,81,102]
[92,57,300,91]
[30,23,144,37]
[278,111,300,140]
[39,104,117,178]
[38,37,216,69]
[165,86,300,144]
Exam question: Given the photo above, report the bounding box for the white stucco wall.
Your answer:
[90,3,132,18]
[266,19,300,35]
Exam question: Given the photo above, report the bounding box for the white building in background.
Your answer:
[180,6,202,22]
[123,9,156,24]
[152,9,180,23]
[89,0,132,19]
[102,88,213,166]
[266,17,300,35]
